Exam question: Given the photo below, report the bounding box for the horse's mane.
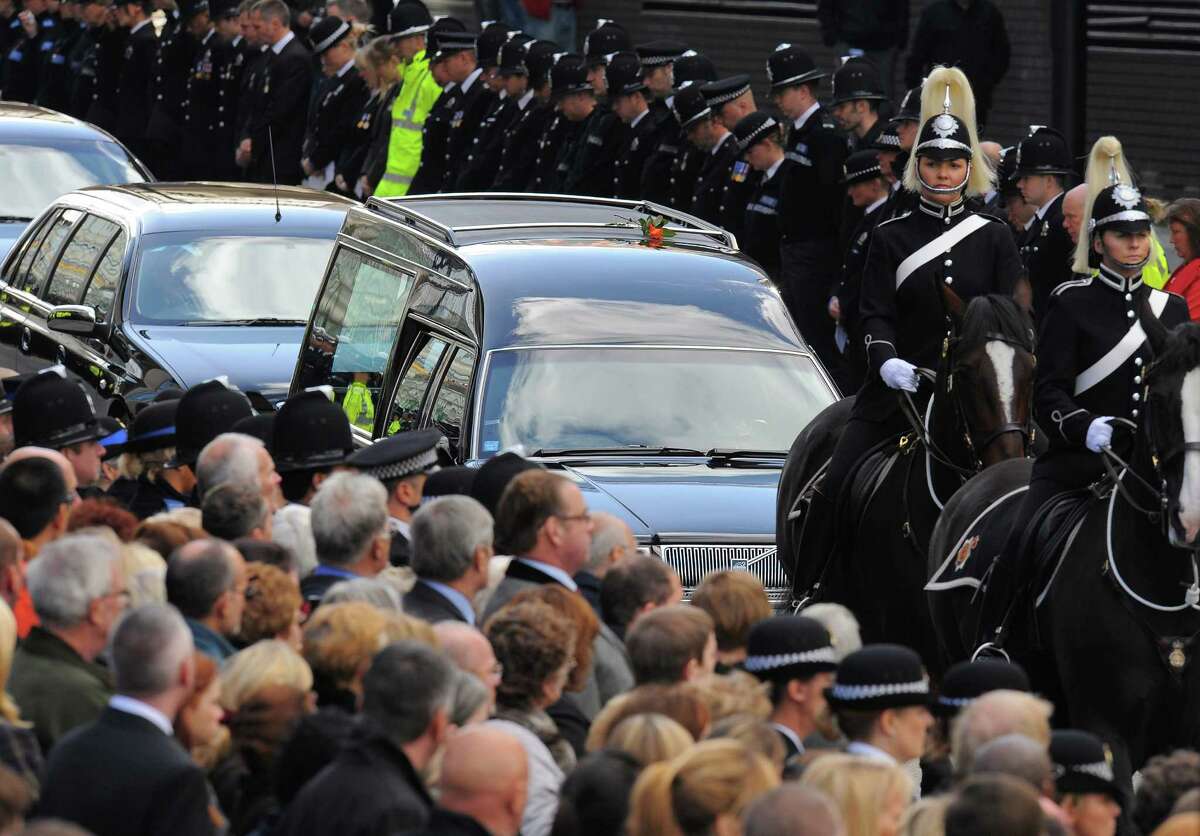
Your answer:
[959,294,1035,353]
[1150,321,1200,386]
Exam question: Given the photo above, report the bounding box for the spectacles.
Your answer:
[554,511,591,525]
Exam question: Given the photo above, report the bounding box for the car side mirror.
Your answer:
[47,304,98,336]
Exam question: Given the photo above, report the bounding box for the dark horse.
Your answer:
[776,291,1036,668]
[928,320,1200,792]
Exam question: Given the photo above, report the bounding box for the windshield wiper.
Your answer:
[706,449,789,460]
[0,216,33,223]
[530,445,708,457]
[183,317,307,326]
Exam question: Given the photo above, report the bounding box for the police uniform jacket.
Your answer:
[494,94,550,192]
[841,118,886,249]
[66,24,98,119]
[780,104,846,244]
[145,15,197,177]
[2,11,58,103]
[742,158,793,279]
[359,83,399,192]
[246,33,311,186]
[719,147,759,241]
[1035,267,1189,468]
[639,98,678,206]
[0,13,19,58]
[303,61,370,178]
[856,198,1023,422]
[691,132,740,228]
[84,24,126,131]
[837,194,890,344]
[1020,191,1073,321]
[36,17,81,113]
[234,44,269,172]
[114,19,159,149]
[182,30,234,180]
[442,69,494,191]
[408,82,459,195]
[564,104,625,197]
[456,90,519,191]
[613,107,662,200]
[670,143,704,214]
[882,182,919,221]
[526,112,576,194]
[342,87,383,191]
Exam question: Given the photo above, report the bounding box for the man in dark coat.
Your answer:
[401,495,491,625]
[112,0,158,162]
[1,0,58,103]
[492,39,556,193]
[239,0,310,184]
[36,604,215,836]
[301,15,369,194]
[144,0,200,178]
[437,31,493,193]
[276,641,454,836]
[606,51,663,200]
[1012,126,1075,322]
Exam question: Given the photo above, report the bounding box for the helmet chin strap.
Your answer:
[917,159,971,195]
[1097,233,1152,272]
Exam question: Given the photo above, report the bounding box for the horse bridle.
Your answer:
[944,329,1035,468]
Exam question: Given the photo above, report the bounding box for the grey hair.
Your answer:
[195,433,264,497]
[111,603,193,697]
[448,667,491,726]
[26,534,119,630]
[363,640,455,745]
[323,577,403,611]
[799,603,862,662]
[201,482,268,540]
[585,511,632,573]
[310,472,389,567]
[410,496,493,583]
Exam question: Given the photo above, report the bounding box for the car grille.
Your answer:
[658,544,790,607]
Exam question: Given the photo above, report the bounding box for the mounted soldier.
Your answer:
[973,136,1192,654]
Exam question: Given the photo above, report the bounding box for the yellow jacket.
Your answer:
[375,50,444,197]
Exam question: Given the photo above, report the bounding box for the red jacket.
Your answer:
[1165,258,1200,321]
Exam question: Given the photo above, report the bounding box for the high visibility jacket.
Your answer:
[1144,233,1169,289]
[375,50,443,197]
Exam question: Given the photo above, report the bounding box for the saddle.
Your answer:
[841,444,903,527]
[1024,489,1095,608]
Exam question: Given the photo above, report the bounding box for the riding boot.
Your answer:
[974,561,1019,655]
[793,490,838,606]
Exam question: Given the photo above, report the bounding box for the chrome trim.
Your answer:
[658,543,790,604]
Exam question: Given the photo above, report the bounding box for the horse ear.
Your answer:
[941,283,966,326]
[1142,294,1170,356]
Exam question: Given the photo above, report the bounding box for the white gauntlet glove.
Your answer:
[1086,417,1114,453]
[880,358,919,393]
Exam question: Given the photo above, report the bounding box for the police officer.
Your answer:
[700,74,757,238]
[36,0,83,113]
[829,56,890,250]
[800,67,1025,578]
[181,0,233,179]
[607,50,662,200]
[2,0,58,103]
[973,137,1190,653]
[170,377,254,501]
[106,398,197,518]
[272,387,354,507]
[65,0,109,119]
[408,27,474,194]
[381,8,458,196]
[493,38,556,192]
[301,15,369,194]
[673,84,735,227]
[1013,126,1075,320]
[733,112,790,279]
[145,0,200,179]
[526,52,585,194]
[667,50,717,213]
[563,50,624,197]
[11,366,109,495]
[833,149,891,391]
[438,30,493,193]
[769,43,846,380]
[1049,731,1125,822]
[232,0,267,181]
[581,17,627,99]
[456,26,528,191]
[344,428,442,567]
[112,0,159,164]
[634,39,684,205]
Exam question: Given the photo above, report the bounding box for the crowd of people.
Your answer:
[0,358,1192,834]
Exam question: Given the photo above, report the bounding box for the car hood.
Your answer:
[124,324,302,402]
[557,461,781,540]
[0,222,27,262]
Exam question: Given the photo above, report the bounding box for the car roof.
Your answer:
[0,102,125,143]
[67,182,356,234]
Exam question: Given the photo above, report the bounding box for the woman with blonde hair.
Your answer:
[606,713,694,767]
[627,738,779,836]
[353,36,402,198]
[801,754,913,836]
[301,601,391,713]
[0,599,40,796]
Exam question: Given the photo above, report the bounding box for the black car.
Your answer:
[0,102,152,261]
[290,194,840,602]
[0,183,354,420]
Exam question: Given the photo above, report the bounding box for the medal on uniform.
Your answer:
[731,161,749,183]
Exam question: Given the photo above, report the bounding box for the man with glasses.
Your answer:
[10,533,127,752]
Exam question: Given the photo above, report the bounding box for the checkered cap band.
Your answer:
[828,678,930,701]
[744,646,837,672]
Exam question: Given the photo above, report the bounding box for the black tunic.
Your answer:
[303,63,370,191]
[36,17,81,113]
[526,112,578,194]
[85,25,126,132]
[780,104,847,245]
[442,72,494,192]
[670,143,705,214]
[2,11,59,104]
[836,195,890,390]
[1019,191,1074,322]
[612,108,662,200]
[409,82,459,195]
[456,91,520,191]
[741,159,792,279]
[113,20,159,158]
[182,30,235,180]
[691,132,741,228]
[145,15,197,179]
[245,35,312,186]
[494,95,551,192]
[639,98,678,206]
[564,104,625,197]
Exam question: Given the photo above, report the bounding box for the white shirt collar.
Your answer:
[865,194,889,215]
[459,66,483,95]
[1023,214,1037,231]
[271,29,295,55]
[517,90,535,110]
[793,101,820,132]
[201,28,215,45]
[772,722,805,755]
[336,58,355,78]
[711,132,733,156]
[630,108,650,129]
[109,695,173,736]
[231,34,243,47]
[846,740,898,764]
[130,18,152,35]
[892,179,901,192]
[1035,189,1064,220]
[517,558,578,591]
[764,157,785,181]
[389,517,411,539]
[421,580,476,626]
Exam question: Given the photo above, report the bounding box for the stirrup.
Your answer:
[971,642,1011,662]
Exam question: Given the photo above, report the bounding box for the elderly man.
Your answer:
[166,539,248,661]
[195,432,282,513]
[36,604,214,836]
[433,622,502,704]
[951,690,1054,783]
[278,641,455,835]
[201,483,272,542]
[573,511,636,617]
[10,534,124,752]
[1061,183,1088,245]
[301,472,391,608]
[403,495,493,625]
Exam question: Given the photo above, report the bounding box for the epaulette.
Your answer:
[1051,276,1093,296]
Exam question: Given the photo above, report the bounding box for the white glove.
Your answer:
[1086,417,1114,453]
[881,358,919,393]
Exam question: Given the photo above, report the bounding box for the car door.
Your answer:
[0,210,59,374]
[28,214,126,410]
[291,244,419,441]
[426,346,476,462]
[10,207,83,374]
